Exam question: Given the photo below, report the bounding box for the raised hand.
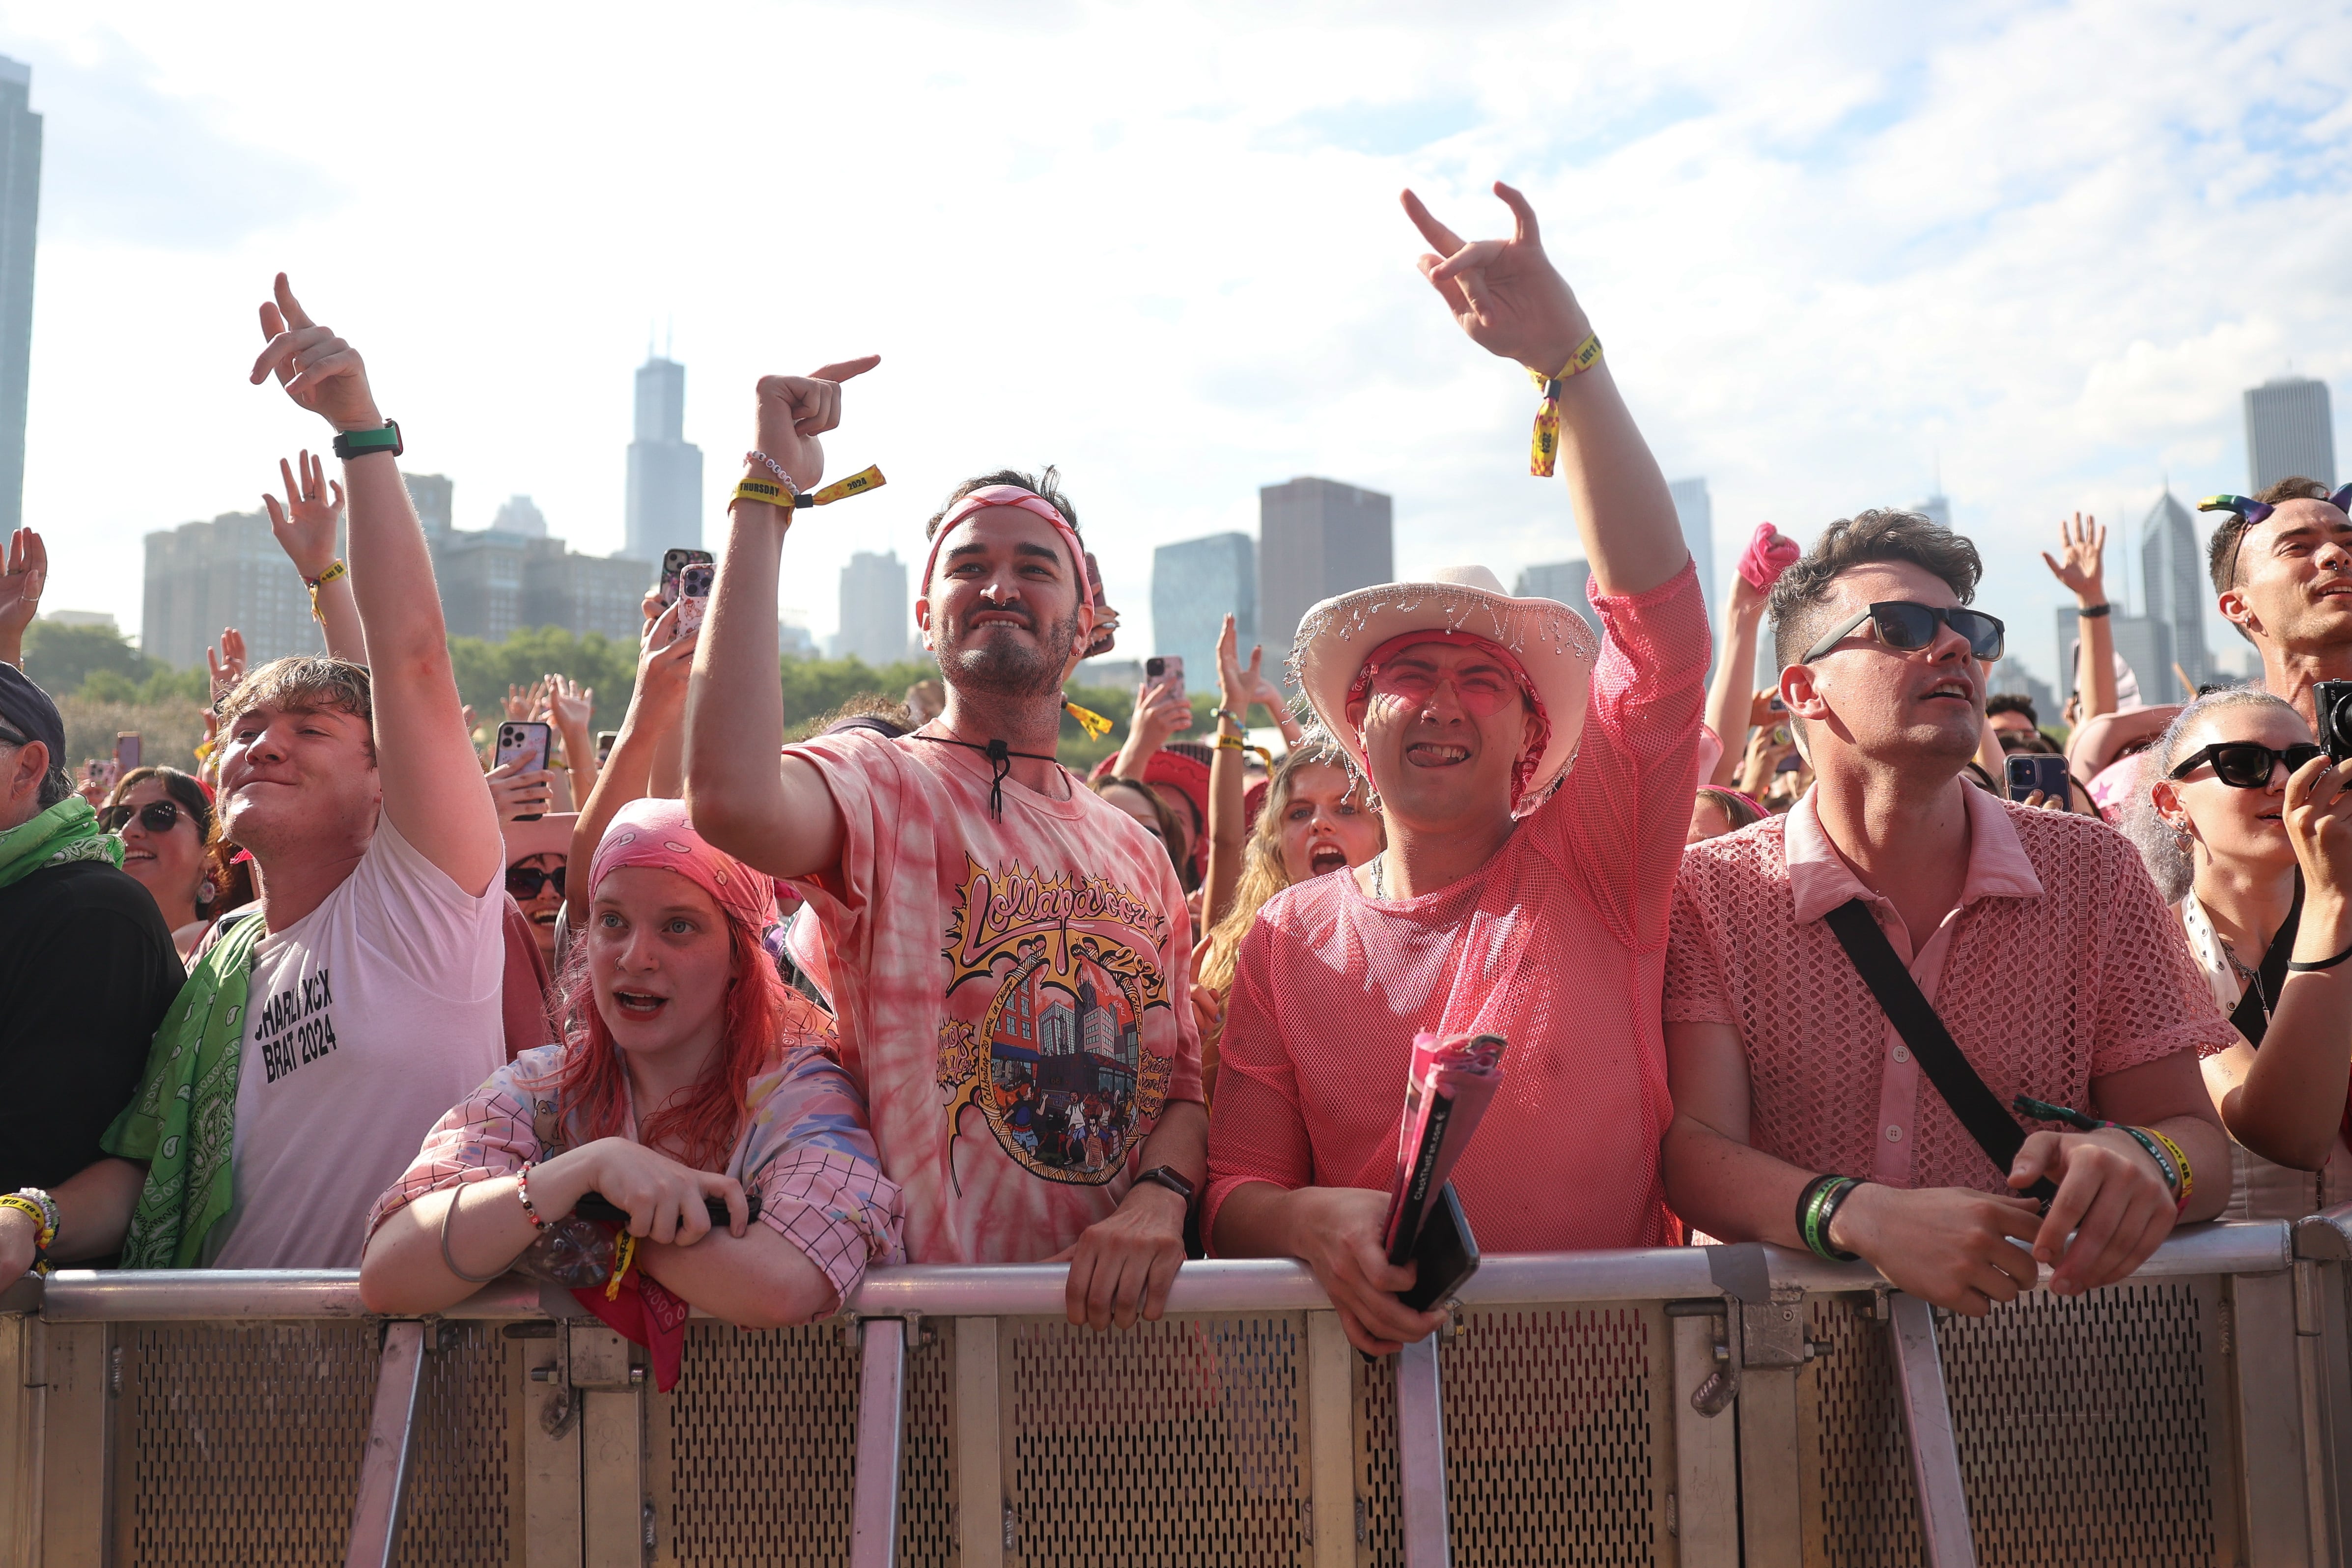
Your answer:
[2041,513,2107,603]
[504,681,538,722]
[2285,753,2352,910]
[249,275,383,432]
[206,628,247,706]
[547,674,595,734]
[752,356,881,492]
[261,451,344,579]
[1400,181,1588,374]
[1215,615,1255,709]
[0,526,46,662]
[483,760,558,822]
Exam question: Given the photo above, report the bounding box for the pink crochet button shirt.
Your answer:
[1665,785,2235,1194]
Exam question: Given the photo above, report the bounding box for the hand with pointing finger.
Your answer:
[1400,181,1589,376]
[752,356,882,493]
[250,274,383,433]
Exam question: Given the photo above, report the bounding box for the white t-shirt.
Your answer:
[206,813,504,1267]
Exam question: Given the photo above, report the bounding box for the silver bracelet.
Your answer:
[438,1181,523,1285]
[14,1187,58,1240]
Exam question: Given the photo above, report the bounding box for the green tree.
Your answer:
[22,621,157,696]
[446,626,642,728]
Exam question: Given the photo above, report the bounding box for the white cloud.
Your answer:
[1,0,2347,696]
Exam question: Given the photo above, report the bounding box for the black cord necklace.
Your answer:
[912,731,1060,820]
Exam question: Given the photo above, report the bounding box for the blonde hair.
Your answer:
[1198,741,1377,997]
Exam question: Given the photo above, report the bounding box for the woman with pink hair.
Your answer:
[361,800,902,1388]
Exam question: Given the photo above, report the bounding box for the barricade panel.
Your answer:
[115,1320,376,1566]
[1003,1312,1309,1567]
[651,1321,861,1567]
[393,1321,519,1568]
[1798,1279,2233,1568]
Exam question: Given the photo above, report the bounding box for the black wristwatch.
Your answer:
[332,420,403,461]
[1133,1166,1196,1204]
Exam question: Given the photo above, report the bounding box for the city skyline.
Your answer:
[2245,375,2337,493]
[1150,532,1255,693]
[1257,476,1394,669]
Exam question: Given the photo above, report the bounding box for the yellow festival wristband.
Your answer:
[1526,334,1604,478]
[729,464,889,516]
[305,559,348,623]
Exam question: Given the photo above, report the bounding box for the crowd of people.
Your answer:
[1,181,2349,1369]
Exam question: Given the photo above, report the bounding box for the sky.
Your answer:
[6,0,2350,693]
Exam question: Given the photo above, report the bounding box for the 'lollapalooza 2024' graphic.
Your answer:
[936,854,1177,1187]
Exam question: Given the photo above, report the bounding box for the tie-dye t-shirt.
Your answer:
[788,728,1204,1263]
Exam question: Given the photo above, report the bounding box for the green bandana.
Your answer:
[0,798,122,890]
[104,913,269,1269]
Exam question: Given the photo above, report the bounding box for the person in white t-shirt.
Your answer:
[86,274,507,1269]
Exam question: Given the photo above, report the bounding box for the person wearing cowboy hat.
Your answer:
[687,365,1205,1337]
[2202,478,2352,734]
[1203,181,1710,1356]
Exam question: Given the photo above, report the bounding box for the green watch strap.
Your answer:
[332,420,403,460]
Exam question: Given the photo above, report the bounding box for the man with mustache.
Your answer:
[1662,510,2231,1314]
[688,369,1205,1332]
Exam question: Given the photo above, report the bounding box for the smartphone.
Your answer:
[1767,695,1786,713]
[114,732,141,773]
[496,721,554,822]
[2006,753,2070,805]
[1144,655,1190,729]
[574,1190,761,1227]
[595,729,619,767]
[660,547,715,607]
[676,561,716,636]
[1775,751,1802,774]
[1398,1183,1480,1313]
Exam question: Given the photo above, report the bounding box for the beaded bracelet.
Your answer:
[515,1164,548,1231]
[1,1192,56,1275]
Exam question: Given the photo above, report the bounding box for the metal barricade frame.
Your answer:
[2,1215,2346,1568]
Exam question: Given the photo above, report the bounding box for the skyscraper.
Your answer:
[2141,490,2209,690]
[1258,477,1393,665]
[1150,532,1255,693]
[1667,477,1715,623]
[0,58,41,535]
[1914,493,1952,530]
[835,550,911,668]
[1513,560,1599,639]
[142,510,328,669]
[625,356,704,560]
[2245,376,2336,490]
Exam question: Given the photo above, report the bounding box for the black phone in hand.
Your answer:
[1397,1183,1479,1313]
[572,1190,760,1227]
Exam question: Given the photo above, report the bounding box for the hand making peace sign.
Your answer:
[1400,180,1591,376]
[753,356,882,492]
[249,274,383,432]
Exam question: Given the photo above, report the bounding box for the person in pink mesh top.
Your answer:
[1205,181,1708,1356]
[1662,510,2231,1317]
[686,364,1204,1336]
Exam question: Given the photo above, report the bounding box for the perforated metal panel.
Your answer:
[393,1323,518,1568]
[1799,1280,2233,1568]
[898,1321,954,1568]
[653,1321,861,1568]
[1355,1307,1670,1567]
[116,1321,377,1565]
[1004,1313,1308,1566]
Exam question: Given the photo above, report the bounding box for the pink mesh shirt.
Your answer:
[1664,786,2236,1194]
[1205,562,1708,1254]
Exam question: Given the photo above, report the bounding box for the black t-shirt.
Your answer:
[0,859,187,1190]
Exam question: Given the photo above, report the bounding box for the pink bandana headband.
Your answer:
[917,485,1098,648]
[1347,629,1554,811]
[589,798,778,935]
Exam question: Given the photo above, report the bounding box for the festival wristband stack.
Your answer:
[304,560,348,624]
[1525,334,1603,477]
[2,1188,58,1276]
[1794,1174,1865,1262]
[729,451,888,516]
[2011,1095,2192,1211]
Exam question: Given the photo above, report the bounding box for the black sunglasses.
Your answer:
[102,800,190,836]
[1801,601,2006,663]
[2166,741,2325,789]
[506,865,567,899]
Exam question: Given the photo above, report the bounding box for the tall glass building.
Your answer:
[2245,376,2336,491]
[625,356,704,559]
[1150,533,1254,693]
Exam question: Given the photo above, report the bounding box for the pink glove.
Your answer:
[1738,522,1802,593]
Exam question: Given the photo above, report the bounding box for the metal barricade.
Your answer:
[3,1209,2348,1567]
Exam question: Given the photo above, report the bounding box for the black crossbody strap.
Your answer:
[2227,876,2302,1047]
[1821,898,2058,1203]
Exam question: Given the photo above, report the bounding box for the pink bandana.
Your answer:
[1347,630,1553,811]
[916,485,1098,649]
[588,798,779,934]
